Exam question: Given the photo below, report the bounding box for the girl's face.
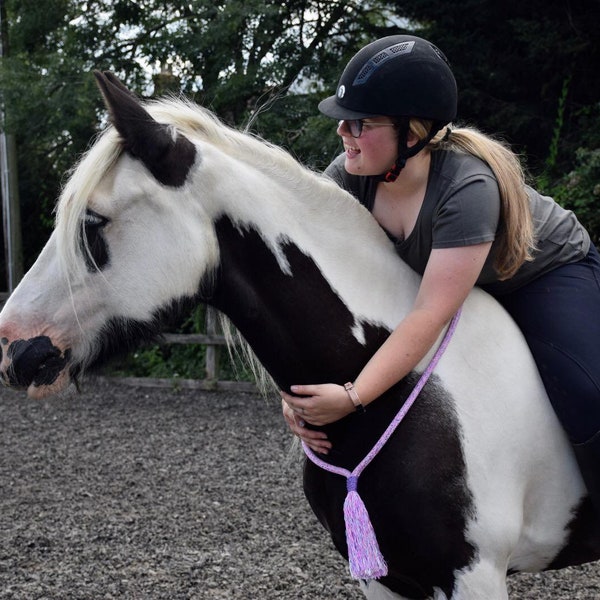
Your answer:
[337,117,398,176]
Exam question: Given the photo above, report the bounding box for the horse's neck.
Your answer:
[206,180,419,389]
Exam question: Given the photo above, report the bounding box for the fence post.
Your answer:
[205,307,220,382]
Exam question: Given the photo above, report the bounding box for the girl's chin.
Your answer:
[344,161,379,177]
[344,157,394,178]
[344,156,365,175]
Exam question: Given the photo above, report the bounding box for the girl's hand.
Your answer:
[281,399,332,454]
[280,383,355,426]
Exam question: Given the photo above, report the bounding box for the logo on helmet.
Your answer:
[337,85,346,99]
[354,41,415,86]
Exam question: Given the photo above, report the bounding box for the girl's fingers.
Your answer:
[281,398,332,453]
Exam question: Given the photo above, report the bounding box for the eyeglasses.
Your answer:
[338,119,397,138]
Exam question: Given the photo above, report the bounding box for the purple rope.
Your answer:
[302,309,461,578]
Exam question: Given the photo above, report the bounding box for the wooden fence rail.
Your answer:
[0,292,257,393]
[111,307,257,392]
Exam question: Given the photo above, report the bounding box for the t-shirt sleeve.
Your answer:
[323,154,348,188]
[432,175,501,248]
[323,153,374,209]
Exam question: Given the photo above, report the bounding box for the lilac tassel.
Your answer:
[302,314,461,582]
[343,476,388,579]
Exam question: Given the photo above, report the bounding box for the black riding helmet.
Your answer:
[319,35,457,181]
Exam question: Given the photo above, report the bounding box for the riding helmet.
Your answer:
[319,35,457,181]
[318,34,457,124]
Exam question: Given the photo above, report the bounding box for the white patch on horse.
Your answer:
[351,321,367,344]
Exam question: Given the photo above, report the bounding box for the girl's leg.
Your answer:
[497,245,600,444]
[497,244,600,510]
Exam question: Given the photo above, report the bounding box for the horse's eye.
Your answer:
[84,209,109,228]
[81,209,110,271]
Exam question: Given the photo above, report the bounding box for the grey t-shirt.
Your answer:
[325,150,590,294]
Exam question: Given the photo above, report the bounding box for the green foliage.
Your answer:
[544,75,571,176]
[399,0,600,174]
[111,342,254,381]
[1,0,104,265]
[543,147,600,245]
[4,0,600,262]
[537,93,600,242]
[1,0,395,266]
[249,94,342,170]
[107,306,207,379]
[104,305,254,382]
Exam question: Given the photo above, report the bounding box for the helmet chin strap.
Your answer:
[379,119,444,183]
[383,160,405,183]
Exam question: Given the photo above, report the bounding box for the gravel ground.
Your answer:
[1,378,599,599]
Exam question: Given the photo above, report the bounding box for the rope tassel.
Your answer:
[343,476,388,579]
[302,311,462,582]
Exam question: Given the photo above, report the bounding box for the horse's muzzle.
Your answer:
[3,336,71,389]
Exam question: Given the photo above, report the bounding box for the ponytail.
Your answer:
[412,120,535,279]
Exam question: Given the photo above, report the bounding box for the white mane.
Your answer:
[54,96,376,278]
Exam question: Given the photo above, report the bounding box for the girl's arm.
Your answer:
[281,242,492,429]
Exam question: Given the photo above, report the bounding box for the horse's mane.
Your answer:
[55,95,356,280]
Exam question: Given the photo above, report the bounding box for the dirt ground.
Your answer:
[1,378,600,599]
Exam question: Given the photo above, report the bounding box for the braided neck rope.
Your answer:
[302,309,462,579]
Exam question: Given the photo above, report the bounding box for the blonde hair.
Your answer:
[410,119,535,280]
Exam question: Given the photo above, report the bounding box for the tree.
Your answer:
[0,0,399,269]
[2,0,600,272]
[394,0,600,177]
[1,0,100,268]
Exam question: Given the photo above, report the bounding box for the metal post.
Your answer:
[205,307,220,384]
[0,0,23,292]
[0,132,22,291]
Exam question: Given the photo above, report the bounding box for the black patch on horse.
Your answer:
[208,217,385,386]
[548,498,600,569]
[305,374,476,599]
[209,217,477,597]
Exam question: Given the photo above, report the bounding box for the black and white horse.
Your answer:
[1,72,599,599]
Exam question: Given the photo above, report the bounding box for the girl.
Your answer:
[281,34,600,508]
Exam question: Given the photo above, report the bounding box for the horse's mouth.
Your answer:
[1,335,73,399]
[24,370,73,399]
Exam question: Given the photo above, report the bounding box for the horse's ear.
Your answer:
[93,71,196,187]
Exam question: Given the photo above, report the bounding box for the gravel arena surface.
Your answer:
[1,378,600,599]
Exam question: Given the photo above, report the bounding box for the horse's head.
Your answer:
[0,72,223,398]
[0,72,415,399]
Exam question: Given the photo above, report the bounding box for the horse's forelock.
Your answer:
[55,127,122,280]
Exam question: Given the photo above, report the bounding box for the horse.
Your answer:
[1,71,599,599]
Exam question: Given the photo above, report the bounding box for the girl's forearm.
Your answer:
[353,309,448,405]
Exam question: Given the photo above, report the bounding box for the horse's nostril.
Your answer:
[7,336,70,389]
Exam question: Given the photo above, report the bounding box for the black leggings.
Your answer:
[497,244,600,444]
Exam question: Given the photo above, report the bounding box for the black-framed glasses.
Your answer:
[338,119,397,138]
